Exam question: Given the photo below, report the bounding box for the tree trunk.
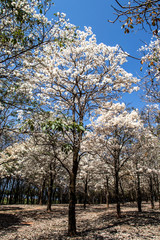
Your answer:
[155,175,160,209]
[149,175,154,209]
[68,171,77,236]
[83,178,88,209]
[115,171,121,217]
[26,184,30,204]
[9,178,15,204]
[137,172,142,212]
[39,179,45,205]
[68,136,79,236]
[30,191,33,204]
[106,177,109,209]
[68,101,82,236]
[0,178,8,203]
[114,155,121,218]
[14,178,20,204]
[47,169,53,212]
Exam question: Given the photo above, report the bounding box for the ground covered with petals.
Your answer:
[0,203,160,239]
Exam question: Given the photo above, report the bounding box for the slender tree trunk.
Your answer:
[26,184,30,204]
[149,175,154,209]
[68,145,79,236]
[0,178,8,203]
[39,179,45,205]
[9,178,15,204]
[30,191,33,204]
[59,187,63,204]
[83,178,88,209]
[14,178,20,204]
[68,171,77,236]
[137,172,142,212]
[47,169,53,212]
[155,175,160,209]
[19,185,23,204]
[114,155,121,218]
[106,177,109,209]
[68,101,82,236]
[131,188,135,203]
[115,171,121,217]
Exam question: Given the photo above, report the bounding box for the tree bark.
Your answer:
[115,171,121,217]
[26,184,30,204]
[68,98,82,236]
[9,178,15,204]
[149,175,154,209]
[0,178,8,203]
[39,179,45,205]
[14,178,20,204]
[68,171,77,236]
[106,177,109,209]
[68,138,79,236]
[137,172,142,212]
[114,155,121,218]
[155,174,160,209]
[47,168,53,212]
[83,178,88,209]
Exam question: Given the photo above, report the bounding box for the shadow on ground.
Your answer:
[0,204,159,240]
[0,206,23,211]
[77,209,160,239]
[0,213,22,230]
[37,205,160,240]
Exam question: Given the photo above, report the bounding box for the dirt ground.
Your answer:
[0,202,160,239]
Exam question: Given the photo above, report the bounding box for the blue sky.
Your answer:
[48,0,152,110]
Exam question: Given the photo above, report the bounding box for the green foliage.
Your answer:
[41,118,86,134]
[61,143,73,154]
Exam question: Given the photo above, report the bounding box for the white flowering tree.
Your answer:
[0,132,69,209]
[77,154,106,208]
[140,104,160,208]
[0,0,54,105]
[0,0,57,152]
[86,102,144,217]
[77,147,113,208]
[19,22,140,235]
[138,128,160,208]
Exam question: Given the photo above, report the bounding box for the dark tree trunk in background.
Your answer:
[83,178,88,209]
[149,175,154,209]
[30,191,33,204]
[137,172,142,212]
[115,171,121,217]
[106,177,109,209]
[39,179,45,205]
[26,185,30,204]
[9,178,15,204]
[47,167,53,212]
[114,156,121,218]
[14,178,20,204]
[0,178,8,203]
[155,175,160,209]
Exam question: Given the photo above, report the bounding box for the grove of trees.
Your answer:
[0,0,159,237]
